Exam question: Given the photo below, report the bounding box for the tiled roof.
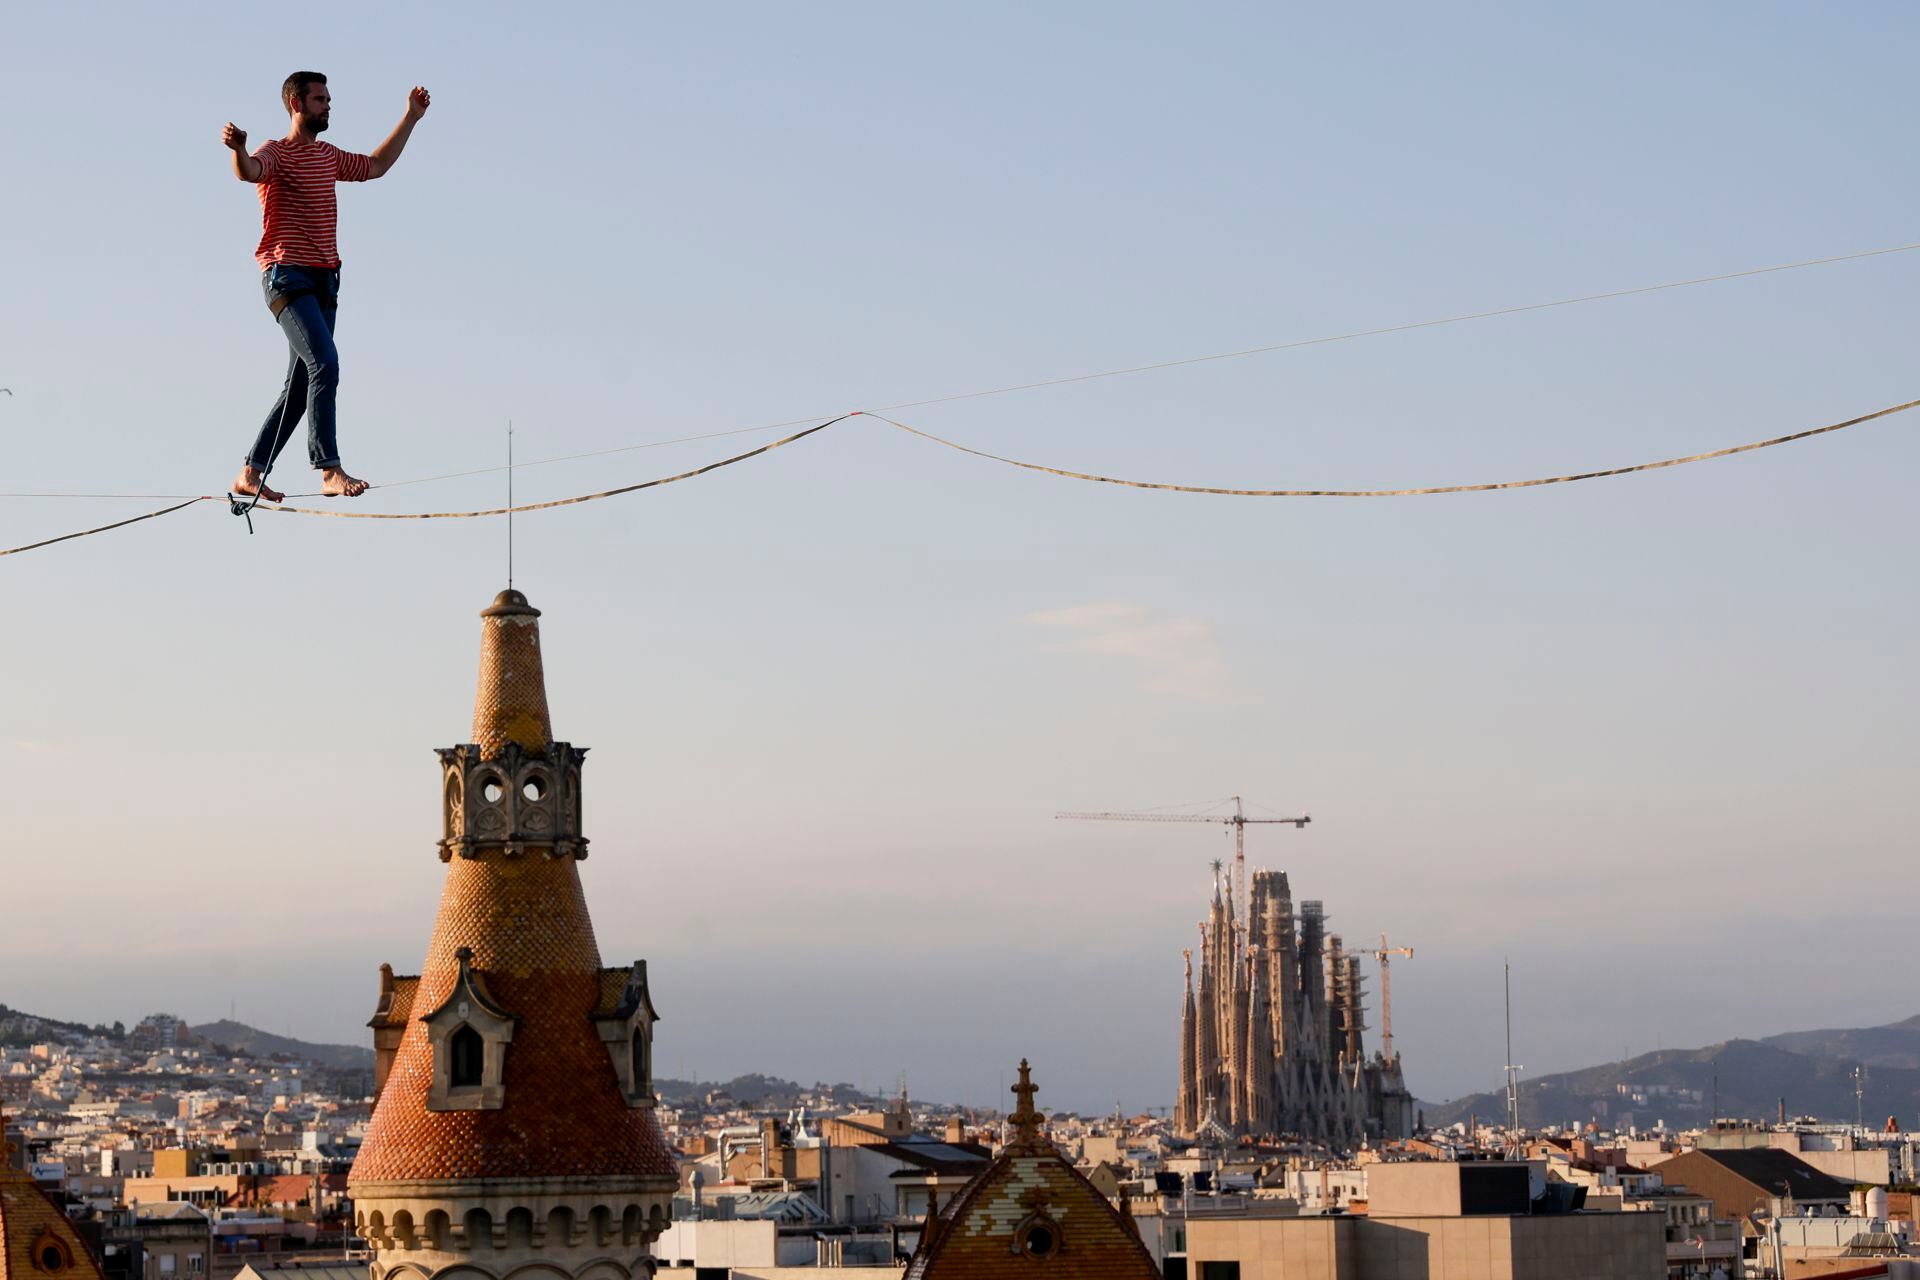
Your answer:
[904,1152,1158,1280]
[369,973,418,1030]
[904,1063,1156,1280]
[349,592,675,1186]
[350,855,676,1182]
[594,967,633,1016]
[471,590,552,760]
[1688,1148,1853,1202]
[1,1162,107,1280]
[233,1175,347,1207]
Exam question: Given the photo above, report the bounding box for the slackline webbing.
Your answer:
[0,497,211,558]
[867,399,1920,497]
[2,399,1916,558]
[259,416,846,518]
[7,240,1919,506]
[0,418,845,557]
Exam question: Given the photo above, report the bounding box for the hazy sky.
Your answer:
[3,3,1917,1116]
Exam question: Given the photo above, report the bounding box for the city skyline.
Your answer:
[5,2,1919,1117]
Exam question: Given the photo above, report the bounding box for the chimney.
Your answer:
[944,1117,967,1144]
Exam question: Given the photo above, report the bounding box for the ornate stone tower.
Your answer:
[349,590,677,1280]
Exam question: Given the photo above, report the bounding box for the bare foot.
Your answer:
[321,467,369,497]
[231,466,284,503]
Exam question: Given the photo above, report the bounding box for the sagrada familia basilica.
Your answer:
[1175,865,1415,1149]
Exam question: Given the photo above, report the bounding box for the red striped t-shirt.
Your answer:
[250,138,374,269]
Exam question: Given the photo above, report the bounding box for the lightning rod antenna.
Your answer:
[507,419,514,589]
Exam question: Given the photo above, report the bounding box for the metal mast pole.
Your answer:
[1504,960,1522,1136]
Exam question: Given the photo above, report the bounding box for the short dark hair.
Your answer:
[282,71,328,114]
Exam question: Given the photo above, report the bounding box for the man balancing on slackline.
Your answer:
[222,72,430,502]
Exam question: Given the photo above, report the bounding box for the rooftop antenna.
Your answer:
[506,420,515,589]
[1503,960,1523,1137]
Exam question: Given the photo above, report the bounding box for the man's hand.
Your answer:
[371,90,430,178]
[223,122,262,182]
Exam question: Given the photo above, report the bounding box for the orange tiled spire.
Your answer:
[351,590,673,1185]
[471,589,553,758]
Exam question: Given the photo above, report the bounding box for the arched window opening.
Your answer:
[450,1025,485,1088]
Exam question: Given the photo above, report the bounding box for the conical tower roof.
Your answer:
[351,590,675,1185]
[471,589,553,758]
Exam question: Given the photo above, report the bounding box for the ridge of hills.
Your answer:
[4,1003,897,1110]
[1422,1015,1920,1130]
[189,1020,375,1071]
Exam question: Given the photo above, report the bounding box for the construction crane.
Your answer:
[1370,934,1415,1062]
[1055,795,1309,919]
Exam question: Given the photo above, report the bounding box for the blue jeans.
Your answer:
[243,264,343,473]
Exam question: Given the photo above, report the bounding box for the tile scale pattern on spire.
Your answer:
[904,1062,1158,1280]
[471,590,553,758]
[349,589,676,1280]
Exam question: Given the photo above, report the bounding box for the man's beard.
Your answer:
[309,114,330,134]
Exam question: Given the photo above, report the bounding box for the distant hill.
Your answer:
[1422,1020,1920,1131]
[0,1003,114,1046]
[1763,1016,1920,1071]
[189,1021,374,1070]
[654,1073,884,1109]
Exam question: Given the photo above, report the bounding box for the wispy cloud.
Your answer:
[1027,602,1244,704]
[2,738,76,757]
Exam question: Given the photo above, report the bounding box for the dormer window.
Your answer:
[450,1025,485,1088]
[422,946,516,1111]
[593,959,660,1108]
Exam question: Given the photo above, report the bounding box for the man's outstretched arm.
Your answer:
[368,87,431,179]
[222,122,262,182]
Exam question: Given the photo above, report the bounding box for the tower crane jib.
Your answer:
[1055,796,1310,927]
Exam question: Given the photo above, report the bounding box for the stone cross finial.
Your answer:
[1009,1059,1045,1147]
